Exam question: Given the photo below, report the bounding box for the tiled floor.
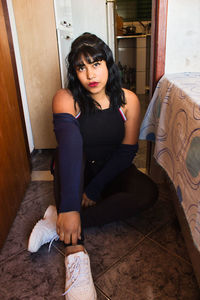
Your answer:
[0,150,200,299]
[0,95,200,299]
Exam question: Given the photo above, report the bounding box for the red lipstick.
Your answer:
[88,82,98,87]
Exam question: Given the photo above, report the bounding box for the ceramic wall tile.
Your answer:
[136,47,146,72]
[118,47,136,68]
[117,38,136,48]
[137,37,146,48]
[136,71,146,94]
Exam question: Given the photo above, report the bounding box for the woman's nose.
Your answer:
[86,67,95,80]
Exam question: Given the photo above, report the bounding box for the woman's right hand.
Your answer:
[56,211,81,245]
[82,192,96,208]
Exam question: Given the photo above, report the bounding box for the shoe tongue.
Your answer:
[68,250,85,258]
[66,251,85,264]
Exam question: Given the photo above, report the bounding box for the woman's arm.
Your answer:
[52,88,78,115]
[121,88,141,145]
[84,89,141,202]
[53,89,82,245]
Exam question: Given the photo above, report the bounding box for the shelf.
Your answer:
[116,34,151,39]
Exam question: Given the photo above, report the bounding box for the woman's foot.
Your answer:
[28,205,59,252]
[64,248,97,300]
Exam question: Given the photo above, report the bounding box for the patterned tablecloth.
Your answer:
[140,73,200,251]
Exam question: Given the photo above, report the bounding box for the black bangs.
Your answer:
[74,45,105,67]
[67,32,125,113]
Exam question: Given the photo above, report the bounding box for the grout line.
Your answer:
[124,217,191,265]
[95,285,112,300]
[0,248,27,267]
[94,235,147,281]
[123,220,161,238]
[141,218,175,238]
[122,218,164,241]
[146,235,192,266]
[52,244,66,257]
[141,218,192,265]
[123,214,177,239]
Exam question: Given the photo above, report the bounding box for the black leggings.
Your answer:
[53,155,158,240]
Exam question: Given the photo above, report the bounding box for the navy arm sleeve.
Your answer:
[53,113,83,213]
[84,143,138,201]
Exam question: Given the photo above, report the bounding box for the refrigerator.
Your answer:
[53,0,115,87]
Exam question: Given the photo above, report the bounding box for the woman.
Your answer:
[28,33,158,300]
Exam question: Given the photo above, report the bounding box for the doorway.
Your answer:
[115,0,168,173]
[115,0,152,172]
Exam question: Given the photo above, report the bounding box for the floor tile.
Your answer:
[85,222,144,279]
[148,219,191,263]
[55,221,145,279]
[0,182,55,263]
[95,238,200,300]
[31,170,53,181]
[96,286,111,300]
[31,149,55,171]
[0,246,65,299]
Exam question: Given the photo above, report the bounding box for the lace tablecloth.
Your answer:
[140,73,200,251]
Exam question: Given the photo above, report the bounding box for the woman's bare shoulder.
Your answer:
[123,88,139,102]
[52,88,79,116]
[121,90,141,144]
[122,88,140,112]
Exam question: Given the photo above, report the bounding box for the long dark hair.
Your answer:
[66,32,125,114]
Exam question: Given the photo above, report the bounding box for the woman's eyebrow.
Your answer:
[76,58,102,67]
[89,59,102,65]
[76,62,85,68]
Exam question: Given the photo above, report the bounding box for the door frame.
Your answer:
[2,0,30,160]
[0,0,31,249]
[150,0,168,95]
[146,0,168,172]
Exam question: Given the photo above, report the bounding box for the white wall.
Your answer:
[165,0,200,73]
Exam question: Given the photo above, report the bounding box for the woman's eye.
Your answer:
[77,66,85,72]
[93,62,100,68]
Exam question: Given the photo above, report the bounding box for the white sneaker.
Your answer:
[28,205,59,253]
[64,251,97,300]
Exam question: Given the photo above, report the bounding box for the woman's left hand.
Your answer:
[82,193,96,208]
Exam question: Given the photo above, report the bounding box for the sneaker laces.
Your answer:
[63,255,90,296]
[48,233,59,252]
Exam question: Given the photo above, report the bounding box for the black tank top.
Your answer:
[77,107,126,162]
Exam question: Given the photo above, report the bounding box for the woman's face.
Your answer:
[75,56,108,97]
